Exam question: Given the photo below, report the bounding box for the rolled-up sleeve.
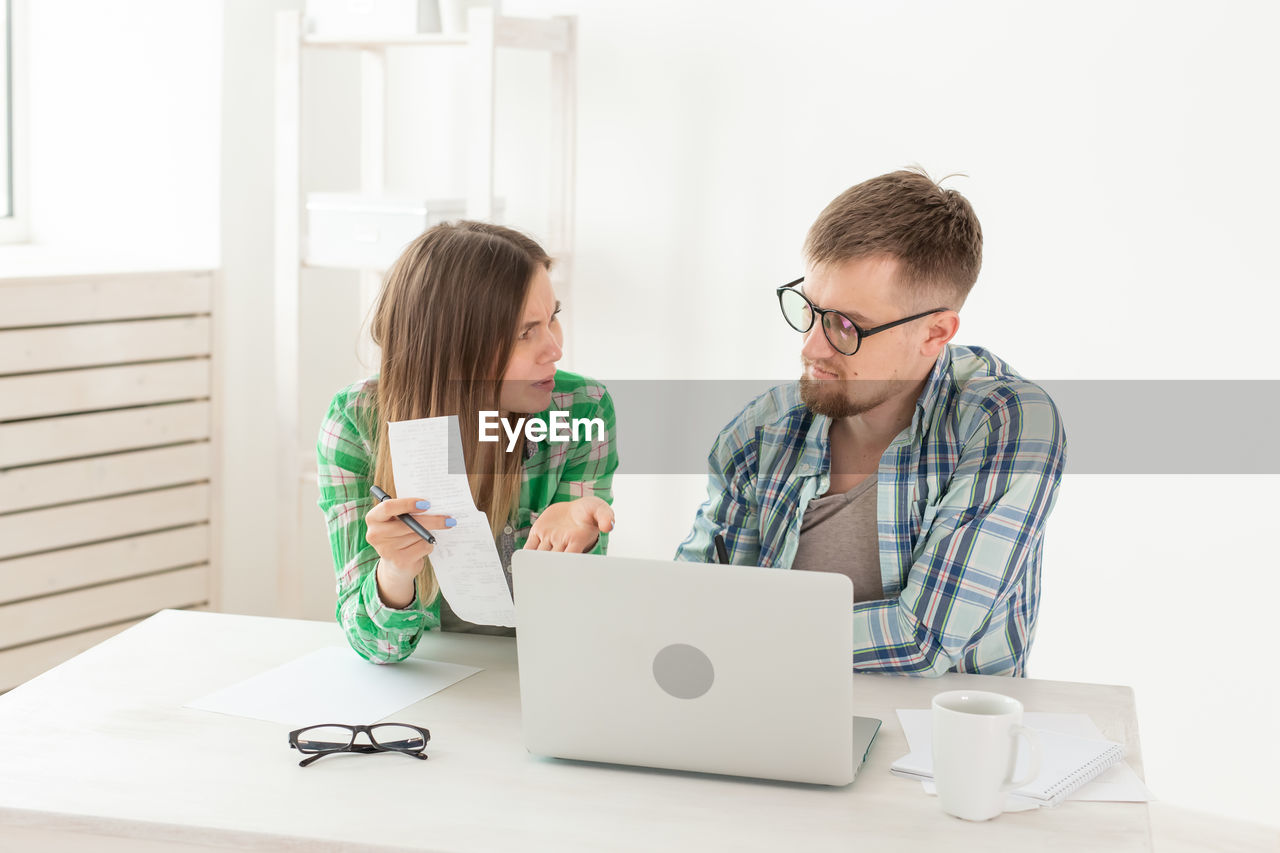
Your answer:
[675,412,763,567]
[317,386,439,664]
[550,384,619,555]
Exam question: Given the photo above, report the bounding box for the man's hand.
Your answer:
[523,496,615,553]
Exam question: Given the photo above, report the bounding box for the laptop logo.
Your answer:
[652,644,715,699]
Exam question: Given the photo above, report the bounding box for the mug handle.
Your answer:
[1001,725,1042,791]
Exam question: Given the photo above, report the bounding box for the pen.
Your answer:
[370,485,437,545]
[714,532,730,565]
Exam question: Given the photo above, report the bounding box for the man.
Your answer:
[676,169,1066,676]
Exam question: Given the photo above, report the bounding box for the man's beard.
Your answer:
[799,374,896,418]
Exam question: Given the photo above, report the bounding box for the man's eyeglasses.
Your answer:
[776,277,948,356]
[287,723,431,767]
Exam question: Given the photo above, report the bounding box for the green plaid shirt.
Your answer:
[317,370,618,663]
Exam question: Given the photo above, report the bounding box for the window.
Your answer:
[1,0,23,243]
[2,0,11,218]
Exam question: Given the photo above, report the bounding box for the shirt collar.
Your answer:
[801,410,832,477]
[908,345,952,441]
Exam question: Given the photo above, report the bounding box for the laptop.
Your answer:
[512,551,880,786]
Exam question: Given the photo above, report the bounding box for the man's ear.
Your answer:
[921,311,959,357]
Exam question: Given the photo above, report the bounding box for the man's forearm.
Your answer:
[852,599,955,676]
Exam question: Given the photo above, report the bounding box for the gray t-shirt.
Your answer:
[789,476,884,603]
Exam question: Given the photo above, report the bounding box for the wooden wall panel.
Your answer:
[0,272,212,328]
[0,526,209,605]
[0,317,211,375]
[0,402,211,468]
[0,444,211,514]
[0,566,209,649]
[0,270,218,692]
[0,485,211,560]
[0,360,211,421]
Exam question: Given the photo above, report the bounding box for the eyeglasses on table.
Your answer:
[287,722,431,767]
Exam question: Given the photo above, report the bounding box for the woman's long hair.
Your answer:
[366,221,552,603]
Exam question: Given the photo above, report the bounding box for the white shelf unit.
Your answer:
[273,9,577,616]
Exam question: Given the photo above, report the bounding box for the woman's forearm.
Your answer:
[375,559,418,609]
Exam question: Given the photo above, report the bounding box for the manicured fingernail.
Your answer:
[416,500,430,510]
[445,518,457,527]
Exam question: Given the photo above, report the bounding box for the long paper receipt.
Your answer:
[387,415,516,627]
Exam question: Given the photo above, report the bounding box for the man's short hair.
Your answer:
[803,168,983,307]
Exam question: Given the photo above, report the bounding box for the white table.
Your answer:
[0,610,1151,852]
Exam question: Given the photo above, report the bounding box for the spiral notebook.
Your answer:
[891,720,1126,806]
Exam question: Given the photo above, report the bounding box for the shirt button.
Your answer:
[504,525,513,535]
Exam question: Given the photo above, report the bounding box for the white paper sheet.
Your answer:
[185,646,481,726]
[387,415,517,627]
[893,709,1153,804]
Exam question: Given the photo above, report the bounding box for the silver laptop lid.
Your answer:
[513,551,855,786]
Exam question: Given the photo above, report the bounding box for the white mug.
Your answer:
[931,690,1042,821]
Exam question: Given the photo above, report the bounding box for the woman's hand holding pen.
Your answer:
[365,496,455,608]
[524,496,615,553]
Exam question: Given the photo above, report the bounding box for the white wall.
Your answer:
[220,0,319,621]
[21,0,220,266]
[215,0,1278,828]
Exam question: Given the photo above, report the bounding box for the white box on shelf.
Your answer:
[438,0,502,33]
[306,193,503,271]
[304,0,442,37]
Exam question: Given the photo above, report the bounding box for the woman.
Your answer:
[317,221,618,663]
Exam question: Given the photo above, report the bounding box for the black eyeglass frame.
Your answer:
[287,722,431,767]
[776,276,949,356]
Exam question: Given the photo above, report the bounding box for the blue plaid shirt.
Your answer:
[675,345,1066,676]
